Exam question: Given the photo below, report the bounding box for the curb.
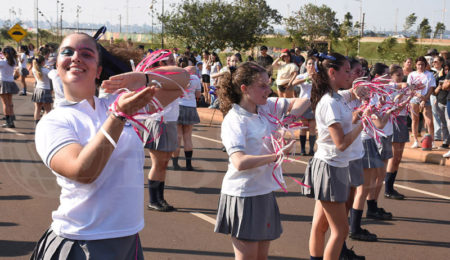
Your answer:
[197,108,450,167]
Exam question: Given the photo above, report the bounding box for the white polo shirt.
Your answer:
[48,69,65,107]
[296,73,312,99]
[0,60,15,82]
[220,97,290,197]
[35,95,145,240]
[407,70,436,96]
[314,92,354,167]
[338,90,364,160]
[32,67,51,90]
[179,74,201,107]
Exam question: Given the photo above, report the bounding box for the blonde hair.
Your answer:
[32,55,45,81]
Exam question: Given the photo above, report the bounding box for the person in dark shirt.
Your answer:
[256,45,274,74]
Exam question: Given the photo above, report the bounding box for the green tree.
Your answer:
[336,12,360,56]
[376,37,397,62]
[284,3,339,50]
[159,0,281,51]
[433,22,446,39]
[403,13,417,35]
[418,18,432,39]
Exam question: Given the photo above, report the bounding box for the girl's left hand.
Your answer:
[116,86,156,115]
[101,72,146,93]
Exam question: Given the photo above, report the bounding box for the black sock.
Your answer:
[309,135,316,153]
[300,135,307,153]
[172,157,179,168]
[148,180,161,204]
[185,150,193,169]
[391,171,398,188]
[157,181,165,202]
[385,171,395,193]
[367,200,377,212]
[350,208,363,233]
[310,256,323,260]
[340,241,348,257]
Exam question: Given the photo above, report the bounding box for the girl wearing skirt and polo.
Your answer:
[214,62,309,259]
[172,66,202,171]
[32,33,189,259]
[0,47,19,128]
[31,55,53,125]
[302,53,367,260]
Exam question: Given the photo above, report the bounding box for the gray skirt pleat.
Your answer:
[0,81,19,94]
[30,229,144,260]
[143,120,178,152]
[348,158,364,187]
[392,116,409,143]
[378,135,393,161]
[302,158,350,202]
[177,105,200,125]
[214,192,282,241]
[362,138,384,169]
[32,88,53,103]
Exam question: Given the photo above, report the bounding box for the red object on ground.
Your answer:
[421,134,432,151]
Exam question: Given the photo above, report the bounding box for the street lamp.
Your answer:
[60,3,64,40]
[76,5,82,32]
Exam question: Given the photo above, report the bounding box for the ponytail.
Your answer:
[33,55,45,81]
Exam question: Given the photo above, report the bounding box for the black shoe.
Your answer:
[159,200,175,211]
[148,202,171,212]
[19,92,26,96]
[173,164,181,171]
[440,143,449,149]
[2,122,15,128]
[385,190,405,200]
[340,247,366,260]
[221,146,226,152]
[300,151,306,156]
[349,228,377,242]
[367,207,393,220]
[308,151,315,156]
[186,165,194,171]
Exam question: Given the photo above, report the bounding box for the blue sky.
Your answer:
[1,0,448,32]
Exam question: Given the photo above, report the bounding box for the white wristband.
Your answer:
[100,127,117,148]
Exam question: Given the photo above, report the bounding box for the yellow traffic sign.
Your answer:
[8,23,27,43]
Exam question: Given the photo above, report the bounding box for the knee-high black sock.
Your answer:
[309,135,316,154]
[385,171,395,193]
[350,208,363,233]
[148,180,161,204]
[185,150,193,170]
[391,170,398,188]
[340,241,348,257]
[300,135,307,153]
[367,199,377,212]
[172,157,179,168]
[157,181,166,202]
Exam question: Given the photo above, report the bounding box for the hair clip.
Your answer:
[314,53,336,62]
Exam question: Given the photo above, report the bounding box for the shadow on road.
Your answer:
[377,237,450,248]
[403,195,450,204]
[397,179,450,186]
[143,247,306,259]
[280,213,313,223]
[0,195,32,200]
[0,159,42,164]
[164,185,221,195]
[393,216,450,225]
[0,222,18,227]
[0,240,35,257]
[0,139,35,143]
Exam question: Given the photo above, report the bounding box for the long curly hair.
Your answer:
[310,53,348,111]
[217,62,267,116]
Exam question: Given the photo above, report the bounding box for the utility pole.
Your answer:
[126,0,129,34]
[76,5,81,32]
[119,14,122,33]
[35,0,39,48]
[395,8,398,35]
[161,0,164,49]
[442,0,447,39]
[355,0,362,56]
[60,3,64,41]
[56,1,59,37]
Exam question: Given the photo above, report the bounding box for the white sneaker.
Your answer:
[411,141,420,148]
[443,150,450,158]
[432,142,438,149]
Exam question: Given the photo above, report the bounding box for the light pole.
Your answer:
[60,3,64,40]
[35,0,39,48]
[355,0,363,56]
[76,5,81,32]
[161,0,164,49]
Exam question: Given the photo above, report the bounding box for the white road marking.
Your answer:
[393,183,450,200]
[190,212,216,225]
[3,128,26,137]
[192,134,222,144]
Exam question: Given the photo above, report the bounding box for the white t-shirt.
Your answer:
[314,92,354,167]
[221,97,290,197]
[210,62,221,86]
[407,70,436,97]
[32,67,51,90]
[179,74,201,107]
[0,60,16,82]
[35,95,145,240]
[296,73,312,99]
[276,63,299,86]
[19,53,27,68]
[337,90,364,160]
[48,70,65,107]
[201,61,210,75]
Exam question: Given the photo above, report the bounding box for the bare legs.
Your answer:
[231,238,270,260]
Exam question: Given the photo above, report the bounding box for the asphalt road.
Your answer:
[1,86,450,260]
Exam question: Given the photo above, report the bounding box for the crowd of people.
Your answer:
[0,31,449,260]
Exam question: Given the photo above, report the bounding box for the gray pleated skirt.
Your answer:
[214,192,282,241]
[301,106,314,120]
[378,135,393,161]
[392,116,409,143]
[362,138,384,169]
[31,229,144,260]
[32,88,53,103]
[143,120,178,152]
[302,158,350,203]
[0,81,19,94]
[349,158,364,187]
[178,105,200,125]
